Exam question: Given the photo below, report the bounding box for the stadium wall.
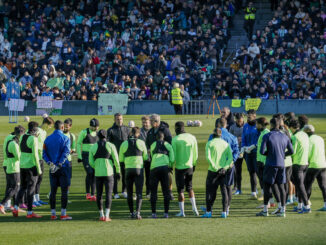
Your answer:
[0,100,325,116]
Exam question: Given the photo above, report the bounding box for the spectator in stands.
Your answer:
[0,0,236,101]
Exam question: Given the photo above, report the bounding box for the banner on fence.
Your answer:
[7,99,25,111]
[231,99,242,108]
[98,94,128,115]
[245,98,262,111]
[37,96,53,108]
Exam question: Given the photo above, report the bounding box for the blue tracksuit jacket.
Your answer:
[43,130,71,167]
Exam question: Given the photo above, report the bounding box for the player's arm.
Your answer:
[58,136,71,165]
[291,135,298,155]
[119,141,127,163]
[166,142,175,167]
[165,129,172,144]
[107,128,113,143]
[260,135,268,156]
[11,141,20,161]
[232,137,240,161]
[71,134,77,153]
[109,143,120,174]
[225,146,233,168]
[138,140,148,161]
[193,137,198,167]
[42,139,51,164]
[171,137,177,168]
[205,142,217,171]
[285,137,294,157]
[150,142,155,160]
[77,130,86,159]
[3,137,7,162]
[32,137,41,175]
[88,144,96,169]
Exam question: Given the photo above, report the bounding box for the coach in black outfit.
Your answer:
[107,113,130,198]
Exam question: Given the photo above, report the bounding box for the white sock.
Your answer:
[27,211,33,215]
[227,206,230,213]
[278,202,281,209]
[33,195,37,202]
[251,192,256,196]
[263,205,268,212]
[305,204,311,209]
[289,194,294,201]
[105,209,110,218]
[35,194,40,202]
[99,210,104,217]
[190,197,197,211]
[51,209,56,216]
[281,206,285,213]
[7,199,11,207]
[298,203,303,209]
[178,202,184,214]
[324,202,326,208]
[61,209,66,216]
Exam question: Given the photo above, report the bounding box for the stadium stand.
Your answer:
[0,0,236,101]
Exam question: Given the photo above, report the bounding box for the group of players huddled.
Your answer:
[0,109,325,221]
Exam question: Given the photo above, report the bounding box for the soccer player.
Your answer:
[172,121,199,217]
[229,113,245,195]
[43,120,71,220]
[256,118,293,217]
[289,119,310,213]
[0,126,25,214]
[209,118,239,215]
[119,127,148,220]
[63,118,76,201]
[139,116,151,198]
[146,114,173,200]
[275,114,294,204]
[89,130,120,221]
[242,109,260,199]
[107,113,130,199]
[15,121,42,218]
[256,117,270,201]
[202,128,233,218]
[2,127,19,211]
[77,118,99,201]
[149,131,175,218]
[34,116,54,206]
[303,125,326,211]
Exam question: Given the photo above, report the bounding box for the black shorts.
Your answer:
[263,166,286,185]
[49,167,70,188]
[285,166,292,182]
[175,168,193,193]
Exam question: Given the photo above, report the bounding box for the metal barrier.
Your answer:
[183,101,206,114]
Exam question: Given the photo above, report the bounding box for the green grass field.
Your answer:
[0,115,326,245]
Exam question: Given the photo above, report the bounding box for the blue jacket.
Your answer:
[241,123,260,151]
[260,130,294,167]
[43,130,71,167]
[208,128,239,161]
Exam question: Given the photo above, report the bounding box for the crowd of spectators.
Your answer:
[0,0,236,101]
[213,0,326,100]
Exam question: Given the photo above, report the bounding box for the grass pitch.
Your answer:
[0,115,326,245]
